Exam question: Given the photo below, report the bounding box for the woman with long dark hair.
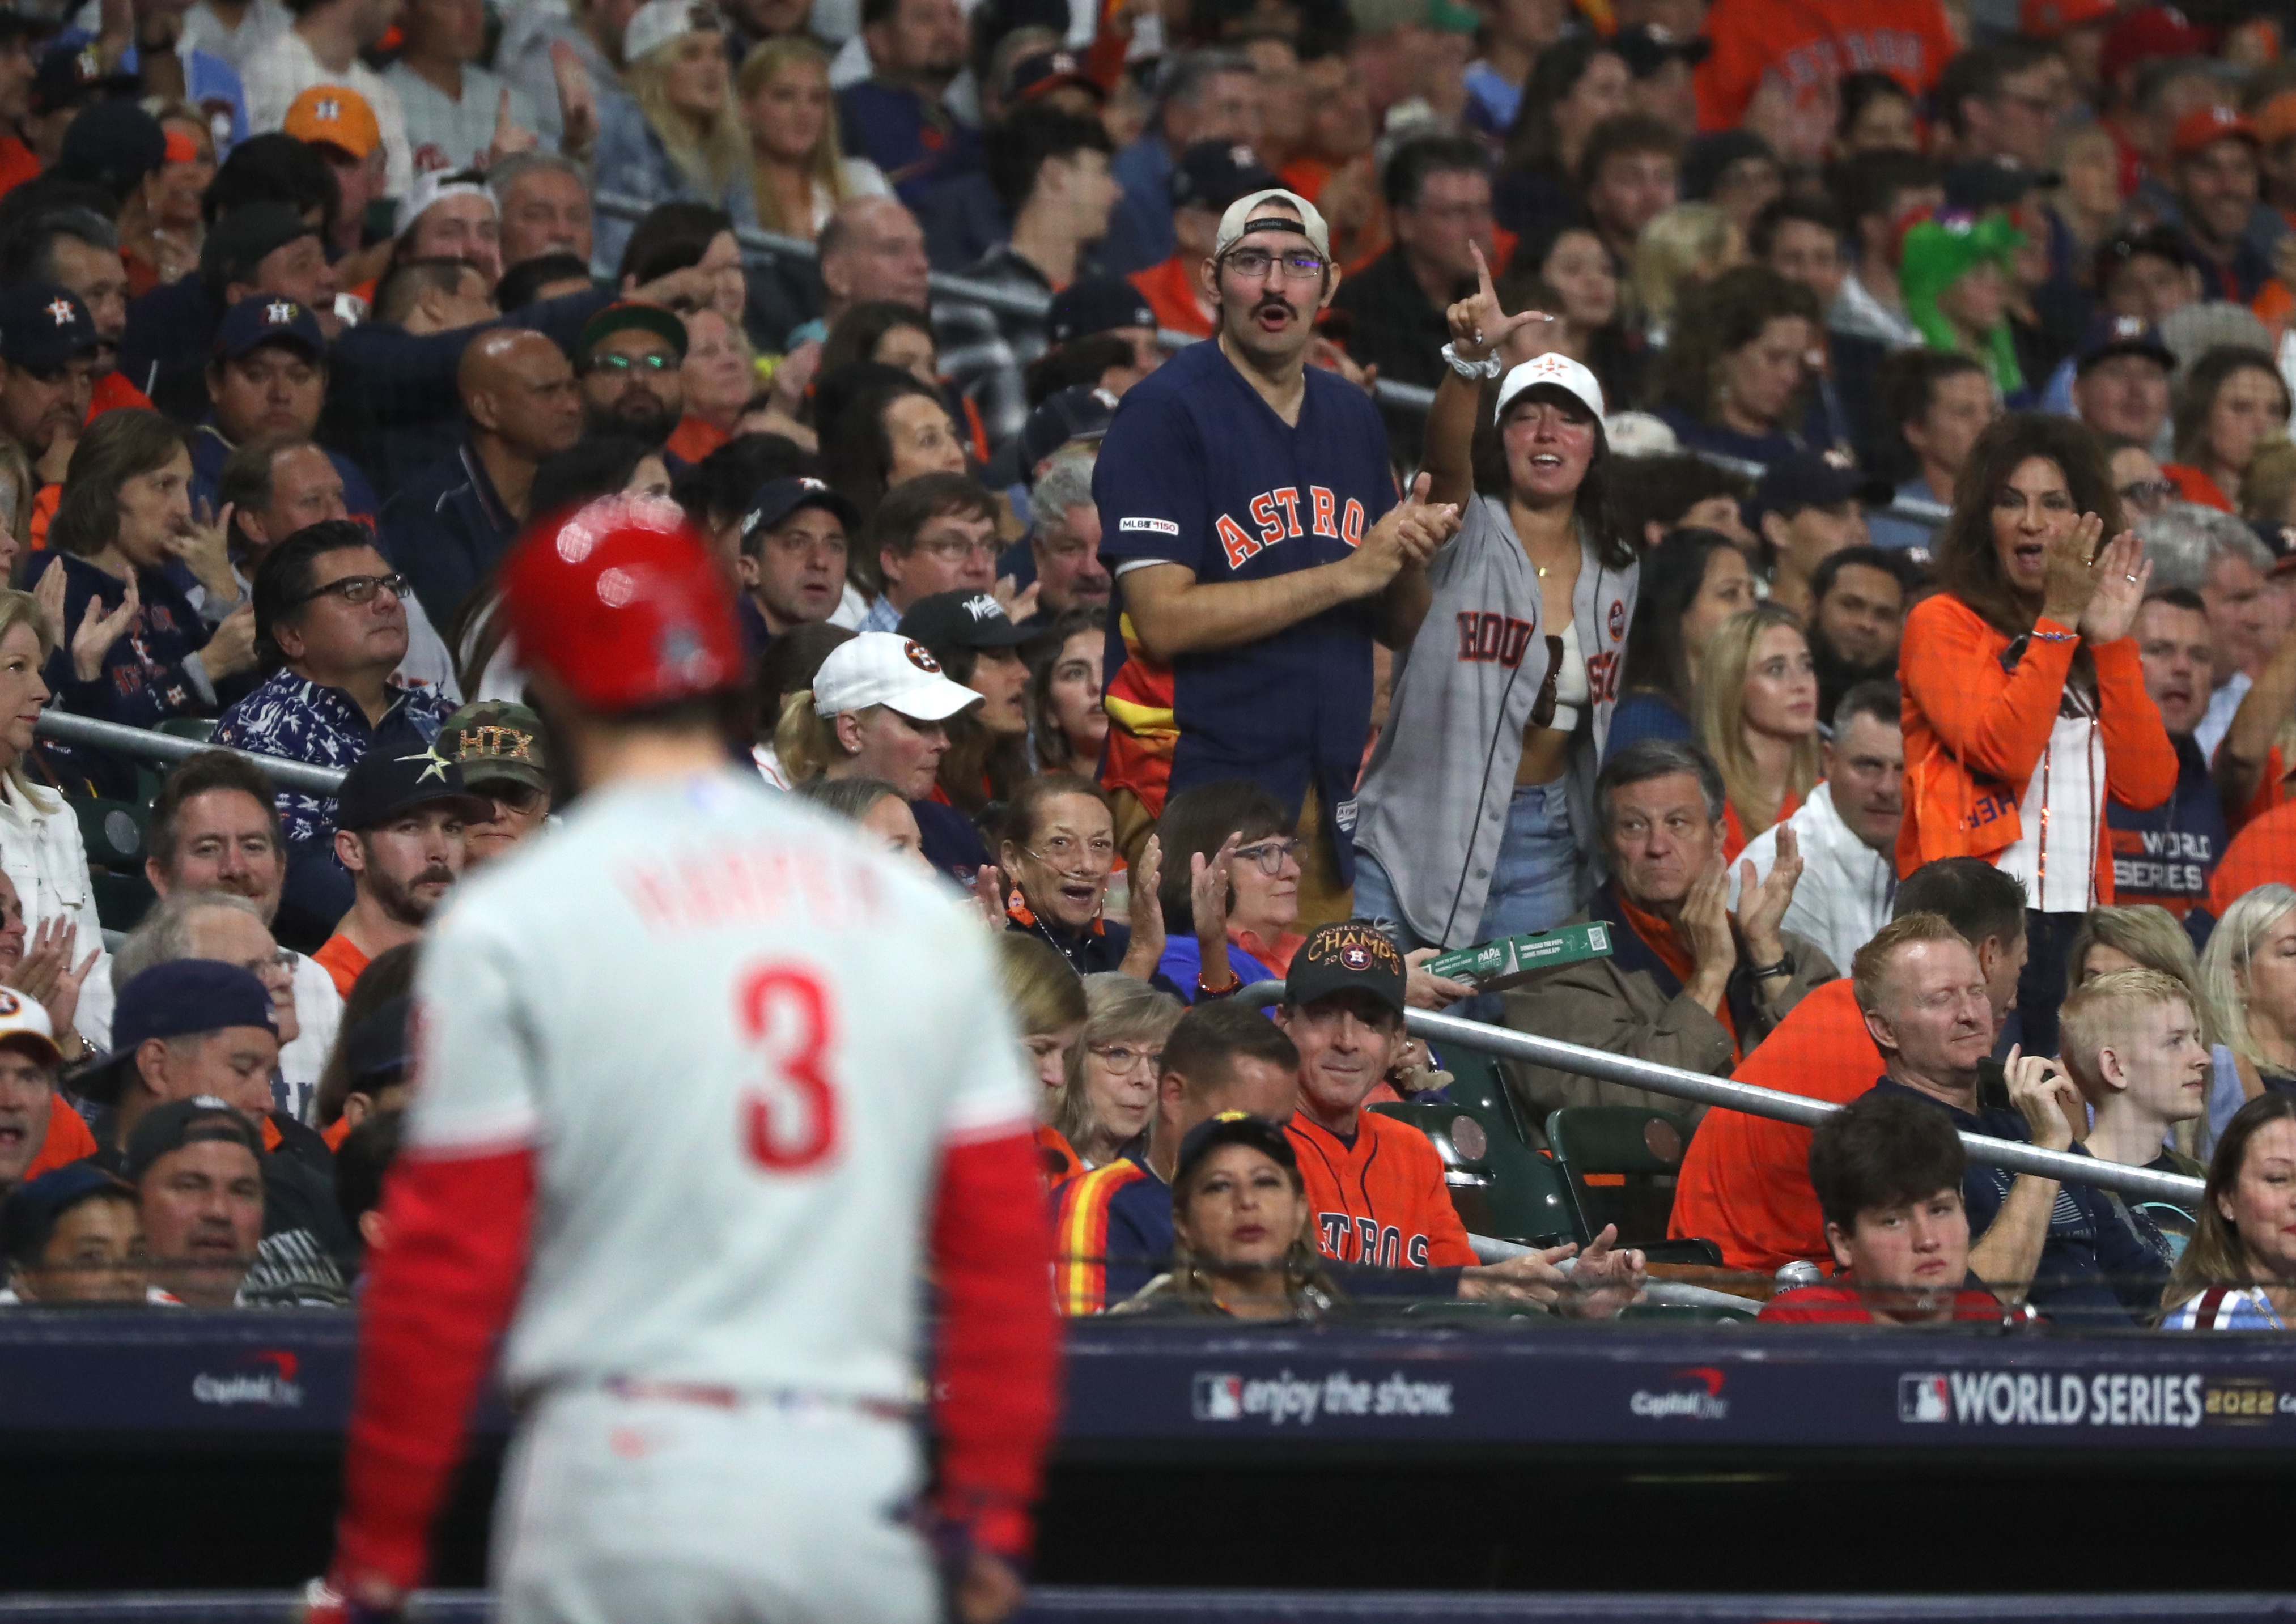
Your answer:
[1649,263,1823,467]
[1899,413,2176,1053]
[1493,37,1631,232]
[1112,1113,1341,1320]
[2163,345,2292,512]
[1603,527,1758,759]
[1352,251,1639,950]
[2160,1091,2296,1329]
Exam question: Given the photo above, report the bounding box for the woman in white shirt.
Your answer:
[0,589,110,1053]
[738,36,889,241]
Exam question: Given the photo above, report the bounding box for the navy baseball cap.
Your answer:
[740,475,859,545]
[75,961,279,1106]
[1172,1110,1299,1192]
[336,742,491,832]
[1019,382,1118,474]
[214,294,325,363]
[1,1162,134,1268]
[58,98,167,197]
[121,1095,265,1185]
[1748,447,1892,528]
[1171,139,1280,212]
[2075,312,2175,374]
[1047,277,1155,346]
[0,283,99,371]
[897,589,1034,660]
[29,40,133,115]
[1005,46,1101,104]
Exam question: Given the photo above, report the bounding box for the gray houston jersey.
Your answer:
[1352,494,1637,948]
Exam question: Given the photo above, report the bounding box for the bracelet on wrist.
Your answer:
[1747,952,1795,982]
[1440,341,1503,381]
[1196,968,1243,999]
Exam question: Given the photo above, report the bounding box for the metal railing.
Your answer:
[1240,983,2206,1206]
[35,711,348,797]
[592,190,1441,414]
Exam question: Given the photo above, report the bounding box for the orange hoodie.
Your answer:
[1694,0,1956,134]
[1896,592,2177,904]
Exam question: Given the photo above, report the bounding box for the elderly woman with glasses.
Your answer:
[28,410,253,799]
[1152,779,1302,1002]
[1053,973,1184,1171]
[997,771,1171,987]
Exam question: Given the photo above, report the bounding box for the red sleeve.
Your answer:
[2093,637,2180,813]
[930,1128,1061,1562]
[330,1147,535,1594]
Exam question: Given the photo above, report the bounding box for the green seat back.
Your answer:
[1543,1105,1695,1248]
[154,718,217,743]
[1372,1100,1581,1248]
[1434,1043,1532,1145]
[76,798,147,868]
[91,871,155,933]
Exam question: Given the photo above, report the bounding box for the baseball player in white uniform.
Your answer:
[317,495,1059,1624]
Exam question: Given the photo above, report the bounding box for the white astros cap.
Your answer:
[812,632,982,723]
[395,165,493,235]
[1213,187,1331,260]
[623,0,721,63]
[1493,352,1606,425]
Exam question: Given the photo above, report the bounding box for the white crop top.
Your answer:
[1546,617,1589,735]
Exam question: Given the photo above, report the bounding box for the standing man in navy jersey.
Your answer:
[1093,188,1461,929]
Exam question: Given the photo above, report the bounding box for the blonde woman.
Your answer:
[0,589,108,1054]
[1631,201,1742,347]
[2201,883,2296,1143]
[1056,973,1182,1171]
[593,0,755,270]
[1694,602,1820,861]
[993,931,1090,1187]
[0,437,32,584]
[739,36,888,240]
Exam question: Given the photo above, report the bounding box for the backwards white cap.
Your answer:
[624,0,721,64]
[813,632,982,723]
[396,167,493,235]
[1213,188,1331,260]
[1493,353,1606,425]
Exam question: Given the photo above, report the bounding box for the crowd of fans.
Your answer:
[2,0,2296,1335]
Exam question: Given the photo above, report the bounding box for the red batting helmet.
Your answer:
[499,495,743,712]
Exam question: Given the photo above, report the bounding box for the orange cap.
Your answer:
[2172,103,2259,160]
[282,84,380,160]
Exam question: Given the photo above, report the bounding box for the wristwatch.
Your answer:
[1747,952,1796,982]
[1440,341,1503,380]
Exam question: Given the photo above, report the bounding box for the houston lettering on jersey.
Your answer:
[1215,486,1368,569]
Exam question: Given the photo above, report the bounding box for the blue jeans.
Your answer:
[1354,779,1583,951]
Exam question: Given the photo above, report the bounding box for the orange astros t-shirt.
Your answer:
[24,1095,97,1179]
[1288,1112,1478,1269]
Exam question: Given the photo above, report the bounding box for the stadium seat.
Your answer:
[1432,1043,1535,1145]
[1544,1106,1722,1265]
[155,718,217,744]
[76,797,145,868]
[1373,1100,1579,1248]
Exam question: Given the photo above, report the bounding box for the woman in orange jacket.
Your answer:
[1899,413,2177,1053]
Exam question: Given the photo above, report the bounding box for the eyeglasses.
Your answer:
[2118,478,2176,511]
[918,535,1001,563]
[1233,837,1302,875]
[1221,247,1328,281]
[586,351,677,376]
[238,949,296,977]
[296,572,406,607]
[1087,1042,1162,1074]
[481,783,546,815]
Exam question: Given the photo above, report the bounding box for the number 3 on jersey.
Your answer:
[738,965,840,1171]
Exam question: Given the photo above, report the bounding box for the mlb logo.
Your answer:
[1898,1374,1950,1423]
[1192,1373,1244,1421]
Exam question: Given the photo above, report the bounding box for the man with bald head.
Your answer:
[802,198,935,343]
[380,329,585,627]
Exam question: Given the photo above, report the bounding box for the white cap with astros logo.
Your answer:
[1214,187,1331,260]
[1493,352,1606,425]
[0,988,61,1066]
[812,632,983,722]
